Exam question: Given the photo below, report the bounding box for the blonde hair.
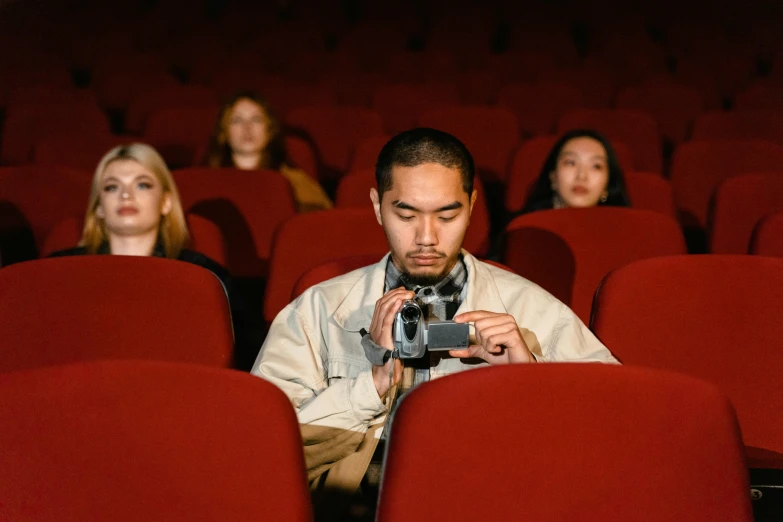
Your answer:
[80,143,189,258]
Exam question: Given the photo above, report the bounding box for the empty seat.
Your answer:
[348,134,393,172]
[692,111,783,145]
[143,106,221,169]
[497,83,584,137]
[285,106,385,180]
[291,253,385,300]
[0,256,234,372]
[173,168,297,278]
[1,105,110,165]
[41,213,228,267]
[418,106,520,183]
[734,82,783,111]
[264,208,389,323]
[751,212,783,257]
[334,168,492,256]
[0,360,312,521]
[504,208,686,322]
[372,84,460,135]
[504,136,635,215]
[615,83,705,144]
[125,84,218,134]
[92,52,178,111]
[34,134,136,172]
[710,173,783,253]
[591,255,783,470]
[557,109,662,173]
[377,364,752,522]
[670,140,783,230]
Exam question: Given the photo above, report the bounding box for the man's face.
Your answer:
[371,163,476,285]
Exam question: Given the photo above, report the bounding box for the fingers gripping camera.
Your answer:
[392,300,470,359]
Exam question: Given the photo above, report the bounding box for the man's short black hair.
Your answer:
[375,128,475,199]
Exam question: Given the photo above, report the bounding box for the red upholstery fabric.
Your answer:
[0,257,234,372]
[496,83,584,137]
[557,109,662,173]
[285,106,385,178]
[504,136,634,214]
[734,83,783,111]
[0,165,92,252]
[692,111,783,145]
[334,169,491,256]
[670,140,783,230]
[173,168,296,278]
[751,212,783,257]
[34,134,136,172]
[348,134,393,171]
[377,364,752,522]
[91,52,177,110]
[372,84,460,135]
[615,83,705,144]
[710,173,783,253]
[1,105,110,165]
[125,84,218,134]
[40,214,229,267]
[264,208,389,322]
[591,255,783,469]
[418,105,520,183]
[285,134,319,180]
[0,360,312,521]
[504,208,686,322]
[144,106,221,169]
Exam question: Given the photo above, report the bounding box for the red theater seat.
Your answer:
[285,106,385,180]
[504,208,686,322]
[34,134,136,172]
[378,364,752,522]
[751,212,783,257]
[591,255,783,470]
[692,111,783,145]
[710,173,783,254]
[670,140,783,230]
[0,361,312,521]
[557,109,662,173]
[497,83,584,137]
[125,84,218,134]
[615,83,705,144]
[418,106,521,183]
[372,84,460,135]
[348,134,393,171]
[173,168,296,278]
[92,52,177,111]
[0,257,234,372]
[144,106,221,169]
[264,208,389,323]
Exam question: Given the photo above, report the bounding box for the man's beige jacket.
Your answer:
[252,251,618,493]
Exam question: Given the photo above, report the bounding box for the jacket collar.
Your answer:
[334,250,507,332]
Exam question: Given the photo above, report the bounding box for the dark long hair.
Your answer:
[521,129,631,213]
[205,90,287,170]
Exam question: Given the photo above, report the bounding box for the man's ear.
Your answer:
[468,189,477,216]
[370,188,383,226]
[160,193,173,216]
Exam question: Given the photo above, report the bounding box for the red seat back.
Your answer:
[144,106,221,169]
[174,168,297,278]
[378,364,752,522]
[504,207,686,322]
[557,109,662,173]
[591,255,783,468]
[418,105,520,183]
[710,172,783,253]
[34,134,136,172]
[615,83,705,144]
[0,360,312,521]
[264,208,389,322]
[372,84,459,135]
[0,257,234,372]
[348,134,393,171]
[497,83,584,137]
[125,84,218,134]
[692,111,783,144]
[670,140,783,230]
[751,212,783,257]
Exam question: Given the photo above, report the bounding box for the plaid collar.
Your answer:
[384,255,467,318]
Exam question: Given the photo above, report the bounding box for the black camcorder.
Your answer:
[391,299,470,359]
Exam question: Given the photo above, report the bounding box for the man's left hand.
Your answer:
[449,311,536,364]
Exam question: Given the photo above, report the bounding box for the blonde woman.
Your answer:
[48,143,265,369]
[205,90,332,213]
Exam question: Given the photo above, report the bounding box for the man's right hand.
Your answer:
[369,287,415,398]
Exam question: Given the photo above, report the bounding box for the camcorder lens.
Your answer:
[401,304,421,324]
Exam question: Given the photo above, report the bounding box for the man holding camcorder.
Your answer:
[251,128,617,520]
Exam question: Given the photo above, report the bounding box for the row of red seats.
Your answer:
[0,360,756,521]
